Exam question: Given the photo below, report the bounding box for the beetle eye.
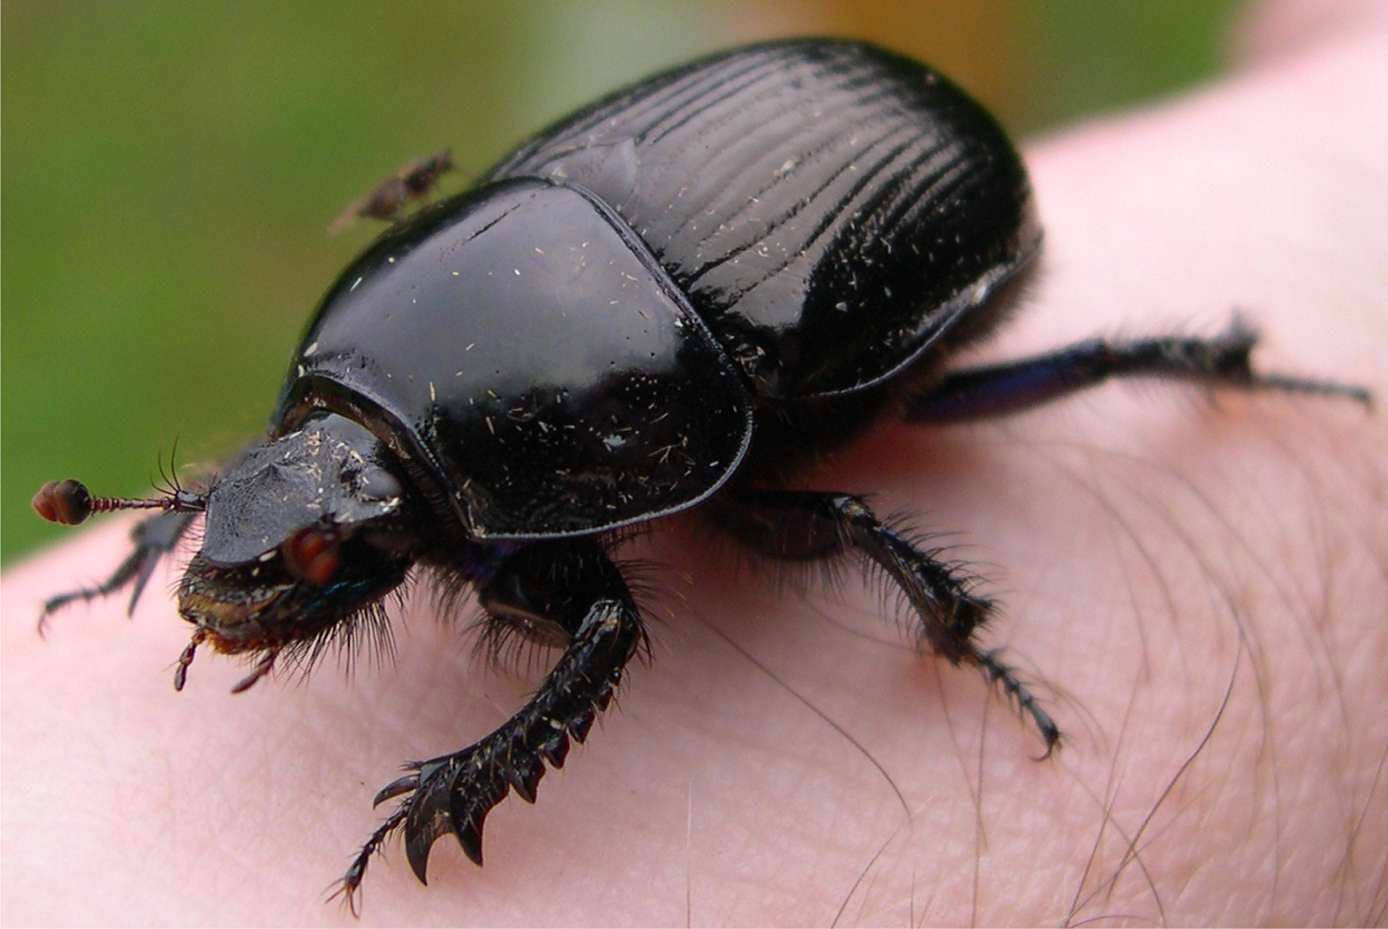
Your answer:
[283,528,340,586]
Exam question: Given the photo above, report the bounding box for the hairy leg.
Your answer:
[715,490,1060,756]
[907,317,1370,424]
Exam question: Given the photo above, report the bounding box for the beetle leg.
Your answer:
[907,315,1371,423]
[37,509,199,635]
[328,148,454,234]
[334,539,644,907]
[718,490,1060,757]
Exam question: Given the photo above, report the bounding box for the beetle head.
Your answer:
[175,412,417,681]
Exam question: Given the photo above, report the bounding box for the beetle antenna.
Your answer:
[32,478,205,526]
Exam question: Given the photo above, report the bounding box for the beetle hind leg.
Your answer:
[37,509,198,635]
[717,490,1060,755]
[333,538,645,906]
[907,315,1371,423]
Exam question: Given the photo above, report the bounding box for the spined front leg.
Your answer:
[336,539,645,908]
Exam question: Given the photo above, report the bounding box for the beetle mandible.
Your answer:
[32,39,1371,906]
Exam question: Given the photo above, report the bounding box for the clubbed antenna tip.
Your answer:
[32,478,204,526]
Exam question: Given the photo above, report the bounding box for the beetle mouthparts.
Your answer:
[173,628,206,691]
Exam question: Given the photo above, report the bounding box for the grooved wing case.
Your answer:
[491,39,1040,398]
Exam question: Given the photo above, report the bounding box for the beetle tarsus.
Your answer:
[1251,372,1373,407]
[330,802,410,917]
[975,648,1061,759]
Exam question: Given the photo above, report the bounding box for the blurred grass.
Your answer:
[2,0,1241,562]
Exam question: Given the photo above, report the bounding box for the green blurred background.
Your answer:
[2,0,1243,563]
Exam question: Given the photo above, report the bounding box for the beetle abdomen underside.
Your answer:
[491,39,1040,398]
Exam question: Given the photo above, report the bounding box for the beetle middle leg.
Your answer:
[37,509,199,635]
[715,490,1060,756]
[906,315,1371,423]
[335,537,645,908]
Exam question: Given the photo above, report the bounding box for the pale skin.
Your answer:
[3,3,1386,925]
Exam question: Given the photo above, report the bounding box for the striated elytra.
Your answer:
[33,38,1368,909]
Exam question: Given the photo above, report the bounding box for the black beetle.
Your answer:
[32,38,1370,907]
